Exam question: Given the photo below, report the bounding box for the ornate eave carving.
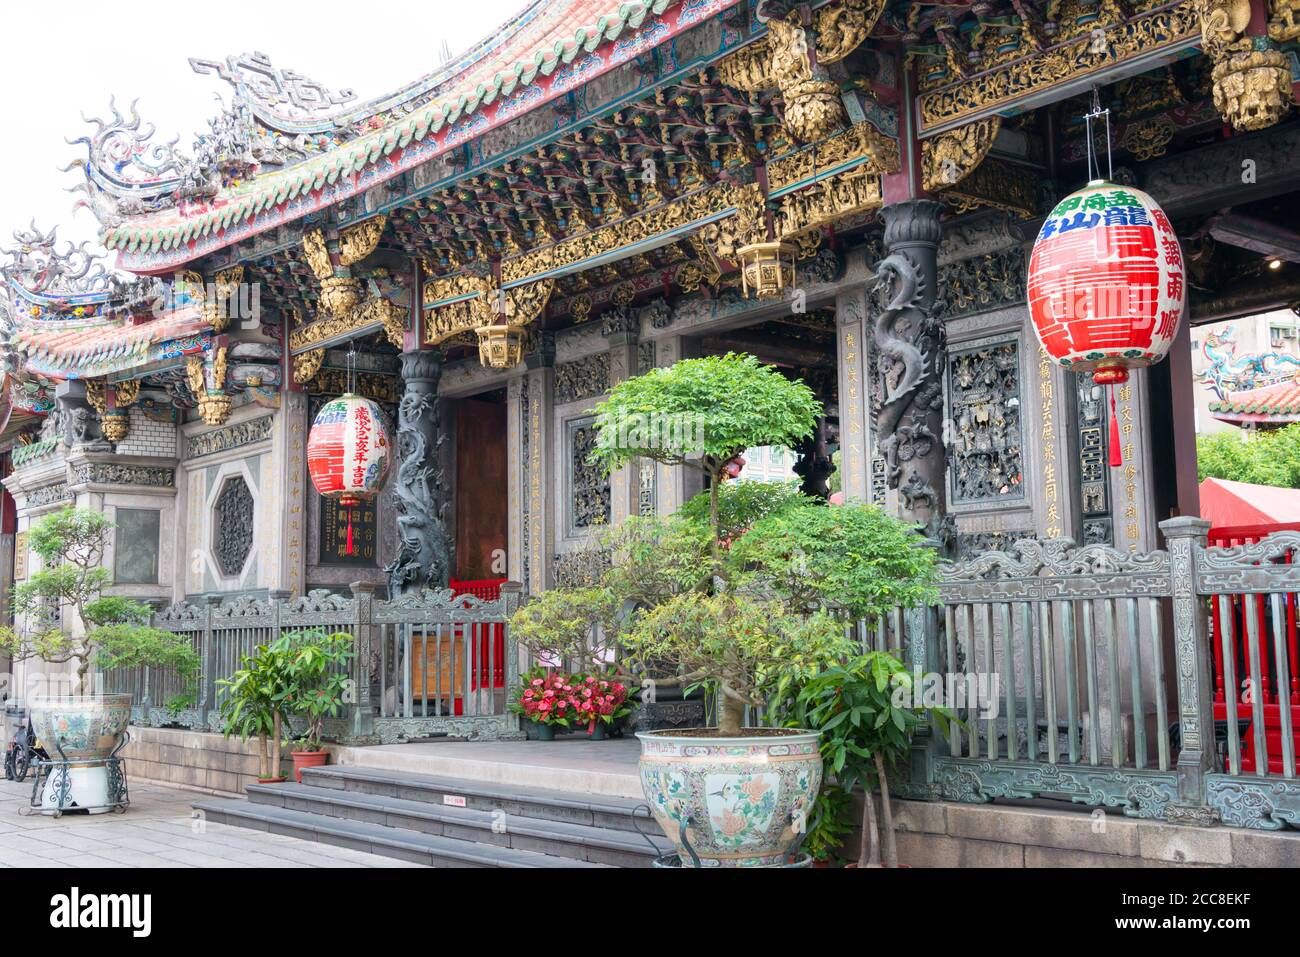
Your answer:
[292,348,325,385]
[938,157,1040,220]
[289,294,405,353]
[917,3,1201,132]
[921,117,1001,193]
[714,1,885,143]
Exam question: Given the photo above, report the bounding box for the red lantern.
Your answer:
[1028,180,1185,386]
[307,393,393,555]
[1028,180,1185,468]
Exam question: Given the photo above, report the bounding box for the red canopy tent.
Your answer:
[1198,477,1300,528]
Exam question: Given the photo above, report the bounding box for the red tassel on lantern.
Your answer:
[342,496,358,556]
[1108,388,1123,468]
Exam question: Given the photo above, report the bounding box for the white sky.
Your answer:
[0,0,527,262]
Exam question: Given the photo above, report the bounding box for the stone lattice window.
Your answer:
[569,419,611,533]
[214,476,255,576]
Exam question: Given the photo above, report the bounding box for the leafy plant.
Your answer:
[793,651,954,868]
[619,592,855,735]
[216,639,295,781]
[803,783,855,864]
[727,497,940,619]
[0,506,199,696]
[1197,423,1300,488]
[590,353,819,566]
[279,631,355,752]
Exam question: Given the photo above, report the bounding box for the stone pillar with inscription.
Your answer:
[603,308,640,528]
[385,350,452,597]
[275,392,308,599]
[836,247,872,503]
[872,199,950,548]
[522,334,555,595]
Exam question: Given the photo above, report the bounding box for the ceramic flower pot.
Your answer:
[29,694,132,761]
[638,728,822,868]
[291,750,329,783]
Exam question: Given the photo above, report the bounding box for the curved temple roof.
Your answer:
[71,0,747,271]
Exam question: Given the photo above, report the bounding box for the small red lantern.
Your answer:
[1028,180,1185,385]
[307,393,393,555]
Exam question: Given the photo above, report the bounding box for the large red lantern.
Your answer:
[1028,180,1185,386]
[1028,179,1185,468]
[307,393,393,555]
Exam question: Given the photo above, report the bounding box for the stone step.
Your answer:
[192,799,612,869]
[245,781,670,867]
[301,764,653,835]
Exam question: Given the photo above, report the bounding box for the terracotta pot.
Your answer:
[637,728,821,868]
[258,776,287,785]
[290,750,329,783]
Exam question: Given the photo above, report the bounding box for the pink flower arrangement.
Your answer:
[511,668,632,732]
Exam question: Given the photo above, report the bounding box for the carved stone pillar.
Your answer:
[872,199,950,549]
[603,308,640,528]
[836,281,871,503]
[522,334,556,594]
[385,350,452,597]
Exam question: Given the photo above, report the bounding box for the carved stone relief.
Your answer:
[948,342,1024,505]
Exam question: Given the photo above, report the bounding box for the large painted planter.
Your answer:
[29,694,132,761]
[638,728,822,868]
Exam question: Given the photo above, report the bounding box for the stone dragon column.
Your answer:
[871,199,951,553]
[385,350,452,597]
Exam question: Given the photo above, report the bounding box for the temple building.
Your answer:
[0,0,1297,639]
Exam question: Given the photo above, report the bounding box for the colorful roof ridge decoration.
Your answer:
[13,307,211,381]
[81,0,747,270]
[1209,378,1300,426]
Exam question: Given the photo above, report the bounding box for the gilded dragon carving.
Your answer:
[921,117,1002,193]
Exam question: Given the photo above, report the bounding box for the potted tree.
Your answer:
[794,651,954,868]
[281,631,355,782]
[512,354,938,866]
[0,506,200,813]
[216,639,294,784]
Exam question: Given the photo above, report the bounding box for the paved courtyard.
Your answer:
[0,776,426,868]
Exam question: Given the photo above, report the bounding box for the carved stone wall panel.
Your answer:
[567,416,611,536]
[214,476,255,577]
[554,353,611,405]
[948,341,1024,506]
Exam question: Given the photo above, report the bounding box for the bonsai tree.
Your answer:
[280,632,355,752]
[794,651,954,868]
[620,591,853,735]
[590,352,820,570]
[0,506,199,700]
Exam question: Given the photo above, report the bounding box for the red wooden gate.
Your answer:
[450,578,507,691]
[1207,523,1300,774]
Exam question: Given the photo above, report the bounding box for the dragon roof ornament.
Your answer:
[1,223,113,299]
[189,51,358,128]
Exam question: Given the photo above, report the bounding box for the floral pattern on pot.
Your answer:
[638,729,821,868]
[30,694,132,761]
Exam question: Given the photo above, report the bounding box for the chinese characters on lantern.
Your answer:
[1028,183,1185,385]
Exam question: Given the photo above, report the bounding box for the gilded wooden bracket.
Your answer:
[302,229,333,282]
[187,348,231,426]
[714,1,885,143]
[292,348,325,385]
[700,183,767,262]
[1198,0,1295,131]
[1270,0,1300,42]
[922,116,1001,193]
[338,214,388,266]
[422,274,554,354]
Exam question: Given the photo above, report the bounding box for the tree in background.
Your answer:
[1197,423,1300,488]
[0,506,199,701]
